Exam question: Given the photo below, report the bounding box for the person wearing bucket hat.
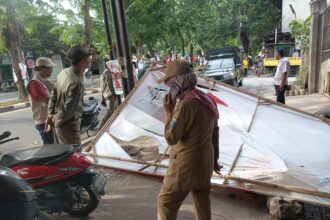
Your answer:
[157,60,221,220]
[47,45,93,145]
[26,57,56,144]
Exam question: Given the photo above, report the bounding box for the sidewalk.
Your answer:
[47,169,272,220]
[242,71,330,116]
[0,89,100,114]
[286,93,330,114]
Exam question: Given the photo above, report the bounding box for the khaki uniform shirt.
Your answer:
[163,99,219,191]
[100,69,116,100]
[49,67,84,127]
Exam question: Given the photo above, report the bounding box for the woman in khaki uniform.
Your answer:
[157,60,221,220]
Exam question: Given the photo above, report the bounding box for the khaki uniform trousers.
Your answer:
[157,185,211,220]
[99,97,118,129]
[55,119,81,145]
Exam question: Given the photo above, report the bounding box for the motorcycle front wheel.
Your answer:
[64,181,99,217]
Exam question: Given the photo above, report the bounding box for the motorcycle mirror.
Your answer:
[0,131,11,140]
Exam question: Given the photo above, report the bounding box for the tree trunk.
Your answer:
[6,1,28,100]
[147,44,155,58]
[240,30,250,55]
[82,0,92,47]
[302,48,310,89]
[135,39,143,56]
[189,44,194,61]
[178,29,185,55]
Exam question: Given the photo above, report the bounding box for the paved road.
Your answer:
[241,73,295,99]
[0,91,19,102]
[0,93,106,153]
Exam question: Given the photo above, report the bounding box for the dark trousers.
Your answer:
[275,85,287,104]
[244,68,248,77]
[36,123,54,145]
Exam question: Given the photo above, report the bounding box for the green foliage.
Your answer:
[0,0,279,59]
[22,12,65,57]
[54,23,84,47]
[289,17,311,50]
[124,0,278,56]
[295,64,308,87]
[0,0,65,58]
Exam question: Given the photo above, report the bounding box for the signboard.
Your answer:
[106,60,121,73]
[106,60,122,89]
[89,64,330,207]
[26,58,35,69]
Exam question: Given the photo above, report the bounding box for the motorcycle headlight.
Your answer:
[0,167,21,180]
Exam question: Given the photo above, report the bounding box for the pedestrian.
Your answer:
[157,60,221,220]
[255,56,262,77]
[47,45,92,144]
[274,48,290,104]
[20,62,30,87]
[243,55,249,77]
[26,57,56,145]
[99,62,118,129]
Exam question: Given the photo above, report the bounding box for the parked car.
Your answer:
[203,55,243,87]
[203,47,243,87]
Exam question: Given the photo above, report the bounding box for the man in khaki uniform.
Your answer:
[47,45,92,144]
[157,60,221,220]
[99,66,118,129]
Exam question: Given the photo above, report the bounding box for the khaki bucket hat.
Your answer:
[157,60,193,84]
[35,57,56,67]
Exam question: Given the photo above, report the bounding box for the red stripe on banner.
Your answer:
[207,93,228,107]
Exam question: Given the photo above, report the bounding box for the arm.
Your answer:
[212,120,222,173]
[45,86,58,132]
[280,60,289,91]
[59,82,82,124]
[280,72,288,91]
[100,72,106,99]
[212,120,219,162]
[48,86,57,115]
[27,81,49,101]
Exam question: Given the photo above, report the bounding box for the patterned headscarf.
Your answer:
[169,72,219,119]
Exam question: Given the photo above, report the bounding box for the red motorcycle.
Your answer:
[0,137,106,217]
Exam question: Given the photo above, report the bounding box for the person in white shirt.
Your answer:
[274,48,290,104]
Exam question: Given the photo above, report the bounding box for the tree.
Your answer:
[289,17,311,51]
[289,17,311,87]
[82,0,92,46]
[0,0,28,100]
[22,12,65,57]
[0,0,66,99]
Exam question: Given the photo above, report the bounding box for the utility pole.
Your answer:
[101,0,115,60]
[110,0,135,97]
[116,0,135,92]
[101,0,122,104]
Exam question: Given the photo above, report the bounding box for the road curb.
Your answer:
[85,89,100,95]
[0,102,30,114]
[0,89,100,114]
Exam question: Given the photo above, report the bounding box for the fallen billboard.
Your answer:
[86,64,330,206]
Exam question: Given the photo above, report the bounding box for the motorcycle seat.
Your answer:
[83,100,98,113]
[0,144,74,167]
